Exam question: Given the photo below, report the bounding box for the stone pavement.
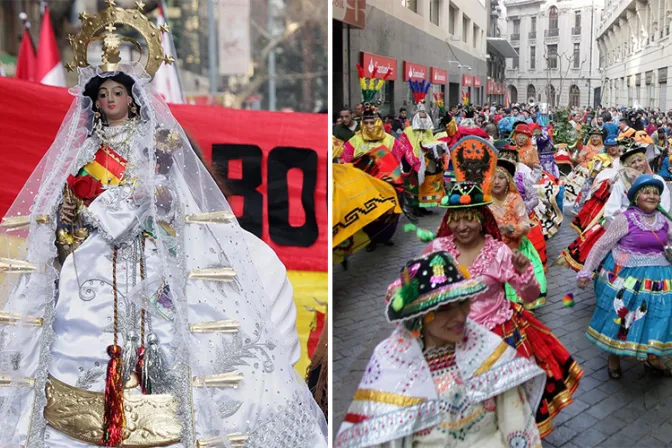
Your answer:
[333,207,672,447]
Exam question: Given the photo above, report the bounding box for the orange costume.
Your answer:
[512,123,539,168]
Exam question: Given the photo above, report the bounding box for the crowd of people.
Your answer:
[333,68,672,446]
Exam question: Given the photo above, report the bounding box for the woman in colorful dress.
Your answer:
[427,182,583,438]
[489,154,548,309]
[571,136,621,216]
[577,175,672,378]
[564,128,604,205]
[336,251,545,447]
[605,142,671,222]
[493,139,548,271]
[559,140,669,271]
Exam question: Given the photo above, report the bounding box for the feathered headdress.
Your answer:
[356,63,390,103]
[409,79,431,105]
[433,92,445,115]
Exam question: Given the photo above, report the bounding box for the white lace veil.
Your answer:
[0,64,326,447]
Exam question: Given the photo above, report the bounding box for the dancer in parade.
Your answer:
[564,128,604,205]
[512,122,540,169]
[605,141,671,222]
[0,5,327,446]
[559,138,669,272]
[493,139,548,270]
[578,175,672,378]
[488,151,548,309]
[335,252,545,447]
[532,129,565,239]
[400,81,449,212]
[571,135,621,215]
[333,69,404,262]
[425,181,582,438]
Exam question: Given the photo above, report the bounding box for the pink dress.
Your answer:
[423,235,583,438]
[422,235,539,329]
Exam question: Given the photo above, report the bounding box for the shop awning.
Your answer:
[487,38,518,58]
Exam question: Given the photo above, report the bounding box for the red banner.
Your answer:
[0,77,327,273]
[361,52,397,80]
[486,80,494,94]
[430,67,447,85]
[403,61,428,81]
[473,76,481,88]
[462,74,473,87]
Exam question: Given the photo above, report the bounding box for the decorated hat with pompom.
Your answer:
[386,251,488,322]
[440,182,492,208]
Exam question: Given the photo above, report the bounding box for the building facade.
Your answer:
[333,0,489,117]
[503,0,603,108]
[597,0,672,110]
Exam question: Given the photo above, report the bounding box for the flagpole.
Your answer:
[268,0,277,111]
[207,0,218,96]
[160,0,185,103]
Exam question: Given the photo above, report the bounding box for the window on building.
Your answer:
[575,11,581,28]
[549,6,558,30]
[513,19,521,34]
[474,25,479,48]
[648,72,657,108]
[463,16,470,43]
[430,0,440,26]
[547,44,558,69]
[449,3,458,35]
[513,47,519,69]
[573,43,580,68]
[569,85,580,108]
[530,46,536,69]
[531,17,537,32]
[401,0,418,13]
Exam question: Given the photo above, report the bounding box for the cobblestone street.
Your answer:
[333,207,672,447]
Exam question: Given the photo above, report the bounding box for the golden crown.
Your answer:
[66,0,174,79]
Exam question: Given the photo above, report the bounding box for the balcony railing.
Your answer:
[572,26,581,35]
[545,28,559,37]
[511,33,520,41]
[528,31,536,39]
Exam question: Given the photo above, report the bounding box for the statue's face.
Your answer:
[591,135,602,145]
[96,79,131,123]
[515,133,528,146]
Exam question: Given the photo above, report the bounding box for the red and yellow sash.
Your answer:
[80,145,128,185]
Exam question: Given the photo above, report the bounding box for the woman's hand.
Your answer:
[577,277,591,289]
[511,250,531,274]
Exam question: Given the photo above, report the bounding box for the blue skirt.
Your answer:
[587,253,672,358]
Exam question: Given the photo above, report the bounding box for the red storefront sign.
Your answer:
[486,80,494,94]
[473,77,481,88]
[430,67,447,85]
[403,61,428,81]
[462,74,473,87]
[497,83,504,94]
[361,52,397,80]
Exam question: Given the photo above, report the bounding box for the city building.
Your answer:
[487,0,519,106]
[333,0,489,117]
[503,0,604,108]
[597,0,672,110]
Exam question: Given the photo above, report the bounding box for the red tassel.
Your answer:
[102,345,125,446]
[136,346,146,395]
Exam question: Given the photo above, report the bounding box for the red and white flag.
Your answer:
[35,7,66,86]
[15,26,36,81]
[153,2,184,103]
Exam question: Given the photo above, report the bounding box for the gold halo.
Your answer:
[67,3,172,80]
